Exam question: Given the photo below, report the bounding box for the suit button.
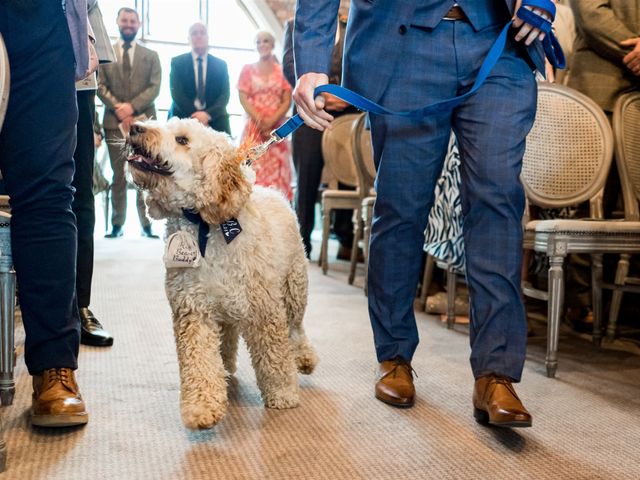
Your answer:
[399,25,407,35]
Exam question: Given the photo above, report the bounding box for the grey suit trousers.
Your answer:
[105,128,149,229]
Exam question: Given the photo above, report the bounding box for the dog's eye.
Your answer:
[175,136,189,146]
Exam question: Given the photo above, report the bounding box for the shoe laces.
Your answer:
[81,309,103,327]
[46,368,69,383]
[489,376,520,400]
[390,358,418,379]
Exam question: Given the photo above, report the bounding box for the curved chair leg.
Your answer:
[590,254,604,346]
[546,255,565,378]
[606,254,629,342]
[320,204,331,274]
[0,428,6,472]
[348,210,362,285]
[446,265,456,330]
[0,269,15,406]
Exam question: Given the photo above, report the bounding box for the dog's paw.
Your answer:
[295,346,318,375]
[263,387,299,409]
[181,400,227,429]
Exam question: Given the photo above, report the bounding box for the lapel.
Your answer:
[205,54,215,97]
[186,54,197,97]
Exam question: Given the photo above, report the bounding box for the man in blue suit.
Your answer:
[168,22,231,135]
[294,0,554,427]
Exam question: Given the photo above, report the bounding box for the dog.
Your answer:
[125,118,317,429]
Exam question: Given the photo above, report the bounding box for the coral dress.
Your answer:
[238,63,293,200]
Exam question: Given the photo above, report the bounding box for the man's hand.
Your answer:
[120,115,135,133]
[191,111,210,125]
[81,40,99,80]
[115,103,134,121]
[621,38,640,76]
[322,93,349,113]
[512,0,554,46]
[292,73,333,131]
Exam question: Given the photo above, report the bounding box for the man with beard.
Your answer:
[97,7,161,239]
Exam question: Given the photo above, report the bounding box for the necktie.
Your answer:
[122,41,132,99]
[197,56,205,107]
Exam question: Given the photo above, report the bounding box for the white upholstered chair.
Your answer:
[521,83,640,378]
[602,92,640,340]
[0,32,12,473]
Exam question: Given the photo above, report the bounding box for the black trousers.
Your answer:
[72,90,96,308]
[0,1,80,374]
[292,122,354,256]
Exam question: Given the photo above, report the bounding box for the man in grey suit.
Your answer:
[294,0,554,427]
[97,7,161,239]
[74,0,116,347]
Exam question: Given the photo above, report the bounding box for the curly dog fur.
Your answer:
[126,118,317,429]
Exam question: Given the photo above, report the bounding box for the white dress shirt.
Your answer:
[116,38,137,65]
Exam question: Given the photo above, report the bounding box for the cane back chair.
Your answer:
[319,113,362,275]
[521,83,640,378]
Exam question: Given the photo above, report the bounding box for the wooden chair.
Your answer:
[602,92,640,340]
[0,32,12,473]
[521,83,640,377]
[349,113,376,288]
[319,113,362,275]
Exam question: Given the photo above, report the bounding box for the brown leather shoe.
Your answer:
[473,375,532,428]
[375,358,415,408]
[31,368,89,427]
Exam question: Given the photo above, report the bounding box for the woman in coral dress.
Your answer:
[238,31,293,200]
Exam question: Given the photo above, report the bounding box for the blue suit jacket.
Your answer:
[294,0,545,104]
[168,52,231,134]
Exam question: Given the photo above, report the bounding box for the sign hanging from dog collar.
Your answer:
[163,231,202,268]
[220,218,242,244]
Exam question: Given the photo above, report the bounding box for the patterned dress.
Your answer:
[424,134,465,273]
[238,63,293,201]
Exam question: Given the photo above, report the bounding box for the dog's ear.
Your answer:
[195,148,252,224]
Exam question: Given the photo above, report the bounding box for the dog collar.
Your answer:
[181,209,242,256]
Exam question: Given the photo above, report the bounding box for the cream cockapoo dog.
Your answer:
[125,118,317,429]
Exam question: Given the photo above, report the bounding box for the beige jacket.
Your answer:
[97,42,161,130]
[568,0,640,112]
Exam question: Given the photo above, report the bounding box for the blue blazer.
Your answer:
[294,0,545,104]
[168,53,231,134]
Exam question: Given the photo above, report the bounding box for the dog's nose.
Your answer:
[130,123,146,136]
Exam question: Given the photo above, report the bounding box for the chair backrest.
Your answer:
[0,34,9,131]
[350,113,376,196]
[521,83,614,218]
[321,113,361,189]
[613,91,640,221]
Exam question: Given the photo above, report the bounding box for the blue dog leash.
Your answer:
[247,0,564,161]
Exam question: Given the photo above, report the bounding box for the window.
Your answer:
[143,0,200,42]
[96,0,285,140]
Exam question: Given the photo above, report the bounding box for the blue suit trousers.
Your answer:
[367,20,537,381]
[0,1,80,374]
